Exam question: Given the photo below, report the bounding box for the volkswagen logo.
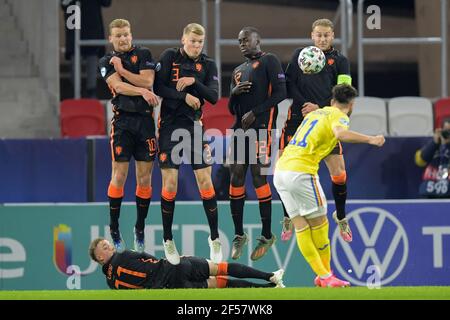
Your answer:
[332,207,409,286]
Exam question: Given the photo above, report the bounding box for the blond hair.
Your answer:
[88,237,105,262]
[109,18,131,34]
[183,23,205,36]
[312,18,334,31]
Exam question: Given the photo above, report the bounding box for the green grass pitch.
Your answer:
[1,287,450,300]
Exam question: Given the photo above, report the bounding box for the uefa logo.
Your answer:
[53,224,100,276]
[332,207,409,286]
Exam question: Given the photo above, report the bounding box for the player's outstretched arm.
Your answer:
[333,126,385,147]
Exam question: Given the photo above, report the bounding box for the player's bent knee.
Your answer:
[325,154,345,173]
[307,215,328,228]
[195,173,213,190]
[230,165,246,177]
[112,173,127,186]
[252,176,267,188]
[162,178,177,190]
[230,176,246,186]
[331,171,347,185]
[136,175,151,187]
[291,215,309,231]
[162,177,178,192]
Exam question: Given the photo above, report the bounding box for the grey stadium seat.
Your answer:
[350,97,388,135]
[388,96,433,136]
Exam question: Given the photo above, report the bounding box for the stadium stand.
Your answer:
[433,97,450,129]
[388,96,434,136]
[60,99,106,137]
[0,0,59,138]
[350,97,388,135]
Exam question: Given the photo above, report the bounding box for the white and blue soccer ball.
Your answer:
[298,46,326,74]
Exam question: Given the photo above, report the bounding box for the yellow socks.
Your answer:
[295,225,330,277]
[311,220,331,273]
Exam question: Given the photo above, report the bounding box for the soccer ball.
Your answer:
[298,46,326,74]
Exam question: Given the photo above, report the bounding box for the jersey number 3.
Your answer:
[290,119,318,147]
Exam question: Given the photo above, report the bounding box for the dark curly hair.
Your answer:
[332,84,358,104]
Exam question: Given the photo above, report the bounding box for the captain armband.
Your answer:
[337,74,352,85]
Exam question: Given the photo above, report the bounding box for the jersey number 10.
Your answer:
[289,119,319,147]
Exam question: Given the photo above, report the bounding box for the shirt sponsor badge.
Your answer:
[339,118,349,126]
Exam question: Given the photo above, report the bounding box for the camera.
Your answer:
[441,129,450,139]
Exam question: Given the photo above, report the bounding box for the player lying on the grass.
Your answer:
[274,84,385,288]
[89,238,285,289]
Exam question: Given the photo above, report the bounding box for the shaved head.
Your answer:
[241,26,261,40]
[238,26,262,57]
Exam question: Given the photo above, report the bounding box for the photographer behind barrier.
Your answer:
[415,118,450,198]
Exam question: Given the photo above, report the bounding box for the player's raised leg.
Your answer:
[324,153,352,242]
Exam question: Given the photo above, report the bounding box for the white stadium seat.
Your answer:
[388,97,433,136]
[350,97,388,135]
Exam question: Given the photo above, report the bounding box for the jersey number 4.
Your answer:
[289,119,318,147]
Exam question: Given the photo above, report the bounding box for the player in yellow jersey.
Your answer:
[274,84,385,287]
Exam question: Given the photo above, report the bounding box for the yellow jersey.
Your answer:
[276,106,350,175]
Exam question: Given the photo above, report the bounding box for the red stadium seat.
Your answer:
[60,99,106,137]
[434,97,450,129]
[201,97,234,135]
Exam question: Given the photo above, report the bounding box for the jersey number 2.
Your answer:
[290,119,318,147]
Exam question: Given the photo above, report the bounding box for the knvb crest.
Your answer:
[332,207,409,286]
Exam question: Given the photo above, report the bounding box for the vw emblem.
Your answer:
[332,207,409,286]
